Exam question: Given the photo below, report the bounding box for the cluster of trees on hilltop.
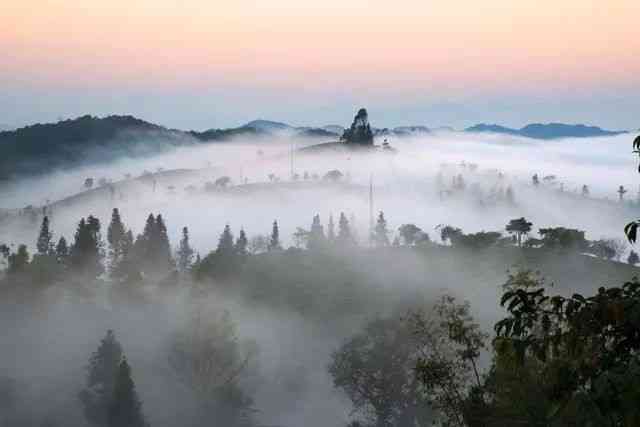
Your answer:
[3,208,638,293]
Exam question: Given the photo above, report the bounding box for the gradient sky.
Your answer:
[2,0,639,130]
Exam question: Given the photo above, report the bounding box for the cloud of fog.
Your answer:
[1,130,639,427]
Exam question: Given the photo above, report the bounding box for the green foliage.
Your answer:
[341,108,374,145]
[131,214,173,275]
[410,296,488,427]
[328,316,431,427]
[493,270,640,426]
[79,330,123,427]
[398,224,429,246]
[538,227,588,251]
[337,213,356,247]
[70,216,104,278]
[168,309,255,427]
[36,216,53,255]
[307,214,326,251]
[372,211,390,247]
[107,208,127,270]
[505,217,532,247]
[268,220,281,251]
[108,358,147,427]
[7,244,30,275]
[177,226,195,272]
[197,225,247,279]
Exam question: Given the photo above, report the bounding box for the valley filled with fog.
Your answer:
[1,127,640,427]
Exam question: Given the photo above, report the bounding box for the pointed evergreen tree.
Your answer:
[327,215,336,243]
[154,214,172,268]
[268,220,281,251]
[107,358,146,427]
[372,211,390,247]
[307,215,325,250]
[235,228,248,257]
[70,216,104,277]
[107,208,126,267]
[55,236,68,263]
[217,225,235,256]
[37,216,53,255]
[177,226,195,272]
[79,330,123,427]
[337,212,354,246]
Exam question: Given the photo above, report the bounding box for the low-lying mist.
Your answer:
[1,130,639,427]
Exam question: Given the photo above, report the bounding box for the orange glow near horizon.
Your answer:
[2,0,639,95]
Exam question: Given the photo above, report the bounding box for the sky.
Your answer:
[2,0,639,130]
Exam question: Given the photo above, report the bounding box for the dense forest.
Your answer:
[2,202,640,427]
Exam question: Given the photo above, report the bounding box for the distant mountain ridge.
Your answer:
[0,114,629,180]
[465,122,627,139]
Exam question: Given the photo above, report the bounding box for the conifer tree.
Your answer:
[268,220,281,251]
[37,216,53,255]
[337,212,354,246]
[307,215,325,250]
[107,358,146,427]
[154,214,172,268]
[107,208,126,266]
[217,225,235,256]
[372,211,390,247]
[177,226,195,272]
[79,330,123,427]
[235,228,248,257]
[55,236,68,263]
[70,216,104,277]
[327,215,336,243]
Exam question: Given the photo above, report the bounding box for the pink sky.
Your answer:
[2,0,639,129]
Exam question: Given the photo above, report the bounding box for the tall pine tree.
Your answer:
[217,225,235,256]
[268,220,281,251]
[235,228,248,257]
[307,215,325,250]
[107,358,147,427]
[337,213,354,246]
[372,211,390,247]
[177,226,195,272]
[107,208,126,269]
[37,216,53,255]
[79,330,123,427]
[70,216,104,278]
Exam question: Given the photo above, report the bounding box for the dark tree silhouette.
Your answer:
[7,244,29,275]
[55,236,68,263]
[307,214,326,250]
[341,108,374,145]
[337,213,355,246]
[268,220,281,251]
[79,330,123,427]
[36,216,53,255]
[628,250,640,266]
[217,225,235,256]
[107,358,147,427]
[70,216,104,277]
[372,211,390,247]
[107,208,127,269]
[505,217,533,247]
[235,228,248,257]
[177,226,195,272]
